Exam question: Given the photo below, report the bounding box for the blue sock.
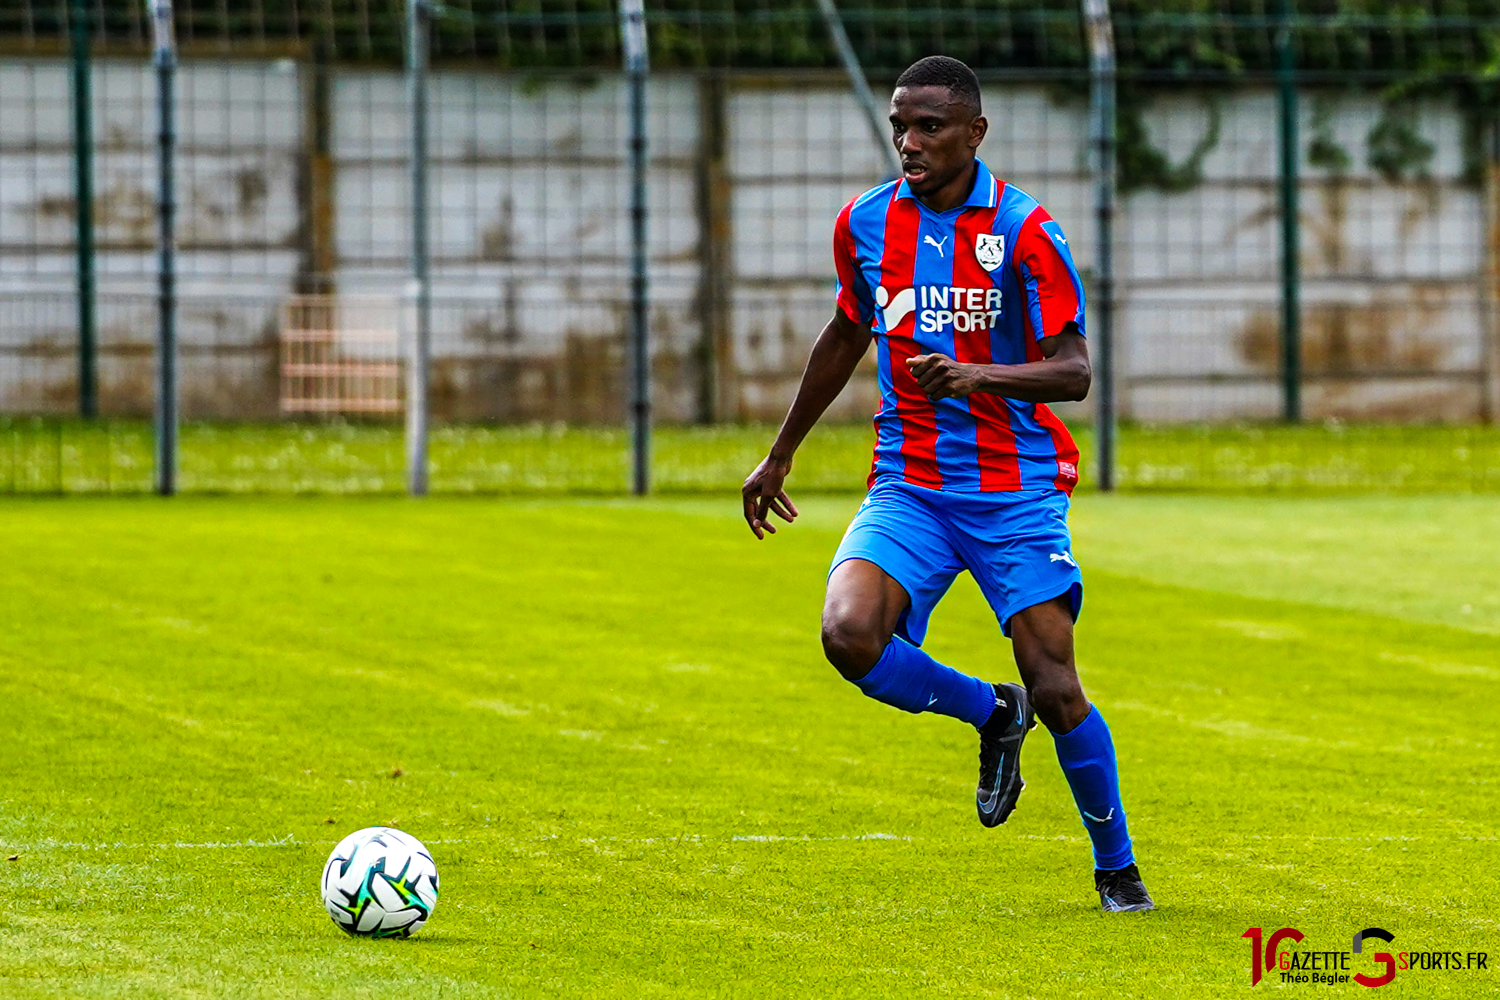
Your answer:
[1052,706,1135,870]
[851,637,996,728]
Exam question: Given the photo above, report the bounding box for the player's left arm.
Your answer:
[908,328,1089,403]
[908,209,1091,403]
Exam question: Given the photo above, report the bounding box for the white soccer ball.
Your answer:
[321,827,440,938]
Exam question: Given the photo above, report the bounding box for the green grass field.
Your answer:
[6,418,1500,494]
[2,494,1498,998]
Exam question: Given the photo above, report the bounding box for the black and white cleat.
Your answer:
[975,682,1034,828]
[1096,863,1157,912]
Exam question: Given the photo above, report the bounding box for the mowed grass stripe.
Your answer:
[1072,494,1500,636]
[0,498,1496,998]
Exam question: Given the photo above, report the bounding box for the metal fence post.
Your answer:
[694,72,732,424]
[1276,0,1302,423]
[149,0,177,495]
[406,0,431,496]
[815,0,900,177]
[72,0,97,419]
[1483,117,1500,425]
[1084,0,1117,491]
[299,30,336,295]
[620,0,650,495]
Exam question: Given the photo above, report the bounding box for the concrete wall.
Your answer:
[0,57,301,418]
[0,59,1491,423]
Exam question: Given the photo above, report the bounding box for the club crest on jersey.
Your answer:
[974,233,1006,272]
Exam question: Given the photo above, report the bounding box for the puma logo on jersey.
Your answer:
[1050,552,1078,567]
[923,234,949,257]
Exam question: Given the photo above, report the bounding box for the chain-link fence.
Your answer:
[3,1,1500,493]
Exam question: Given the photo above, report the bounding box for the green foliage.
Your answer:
[1367,103,1438,180]
[8,1,1500,78]
[1306,99,1353,173]
[9,3,1500,193]
[0,495,1497,996]
[1116,94,1222,193]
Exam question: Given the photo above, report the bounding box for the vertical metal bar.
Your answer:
[814,0,900,177]
[620,0,650,495]
[71,0,97,419]
[149,0,177,495]
[694,73,731,424]
[1482,118,1500,425]
[1084,0,1117,492]
[1276,0,1302,423]
[298,29,335,295]
[406,0,430,496]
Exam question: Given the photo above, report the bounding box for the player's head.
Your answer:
[890,56,987,204]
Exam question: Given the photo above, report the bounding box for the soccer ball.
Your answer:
[321,827,440,938]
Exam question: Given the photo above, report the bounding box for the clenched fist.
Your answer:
[906,353,981,400]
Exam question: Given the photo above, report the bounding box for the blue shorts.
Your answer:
[829,478,1083,644]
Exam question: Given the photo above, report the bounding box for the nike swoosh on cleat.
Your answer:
[1082,808,1115,824]
[977,758,1004,812]
[926,694,939,707]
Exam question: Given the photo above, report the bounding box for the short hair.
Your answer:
[895,56,982,116]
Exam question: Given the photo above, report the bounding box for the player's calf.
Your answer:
[1008,597,1090,734]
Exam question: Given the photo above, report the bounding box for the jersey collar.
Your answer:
[894,159,998,211]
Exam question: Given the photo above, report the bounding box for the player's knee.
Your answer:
[820,616,887,681]
[1028,674,1089,733]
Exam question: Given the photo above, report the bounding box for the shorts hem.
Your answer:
[998,580,1083,638]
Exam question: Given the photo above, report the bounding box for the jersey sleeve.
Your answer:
[1014,209,1086,341]
[833,201,875,326]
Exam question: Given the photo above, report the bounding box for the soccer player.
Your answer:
[740,56,1153,912]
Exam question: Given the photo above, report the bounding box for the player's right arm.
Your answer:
[742,308,872,539]
[743,199,876,539]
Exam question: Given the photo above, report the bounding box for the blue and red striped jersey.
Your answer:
[833,159,1084,494]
